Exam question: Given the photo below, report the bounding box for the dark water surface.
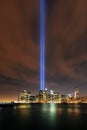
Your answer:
[0,103,87,130]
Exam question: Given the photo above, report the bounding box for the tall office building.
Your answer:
[74,87,80,100]
[39,88,48,103]
[18,90,31,103]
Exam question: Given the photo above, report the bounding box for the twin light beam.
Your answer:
[40,0,45,90]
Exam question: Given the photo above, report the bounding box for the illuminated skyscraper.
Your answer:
[18,90,31,103]
[39,89,47,103]
[74,87,80,100]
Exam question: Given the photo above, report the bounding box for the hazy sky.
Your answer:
[0,0,87,101]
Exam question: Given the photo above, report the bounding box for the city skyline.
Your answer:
[0,0,87,101]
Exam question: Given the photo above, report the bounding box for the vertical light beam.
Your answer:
[40,0,45,90]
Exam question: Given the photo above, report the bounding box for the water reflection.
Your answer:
[0,107,3,110]
[13,104,31,119]
[16,104,31,109]
[41,103,57,129]
[49,103,56,113]
[67,104,81,116]
[0,104,87,130]
[42,103,56,113]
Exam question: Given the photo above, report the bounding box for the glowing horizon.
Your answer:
[40,0,45,90]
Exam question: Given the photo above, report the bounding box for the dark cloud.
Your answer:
[46,0,87,83]
[0,74,27,86]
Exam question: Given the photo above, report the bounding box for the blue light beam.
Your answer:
[40,0,45,90]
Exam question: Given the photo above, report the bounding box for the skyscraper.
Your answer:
[74,87,80,100]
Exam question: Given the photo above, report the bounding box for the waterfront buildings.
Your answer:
[17,87,87,103]
[18,90,31,103]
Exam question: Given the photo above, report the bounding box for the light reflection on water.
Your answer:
[42,103,81,115]
[67,104,81,116]
[15,104,31,109]
[0,104,87,130]
[13,104,31,118]
[42,103,56,112]
[0,107,3,110]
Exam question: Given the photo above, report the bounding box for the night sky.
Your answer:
[0,0,87,101]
